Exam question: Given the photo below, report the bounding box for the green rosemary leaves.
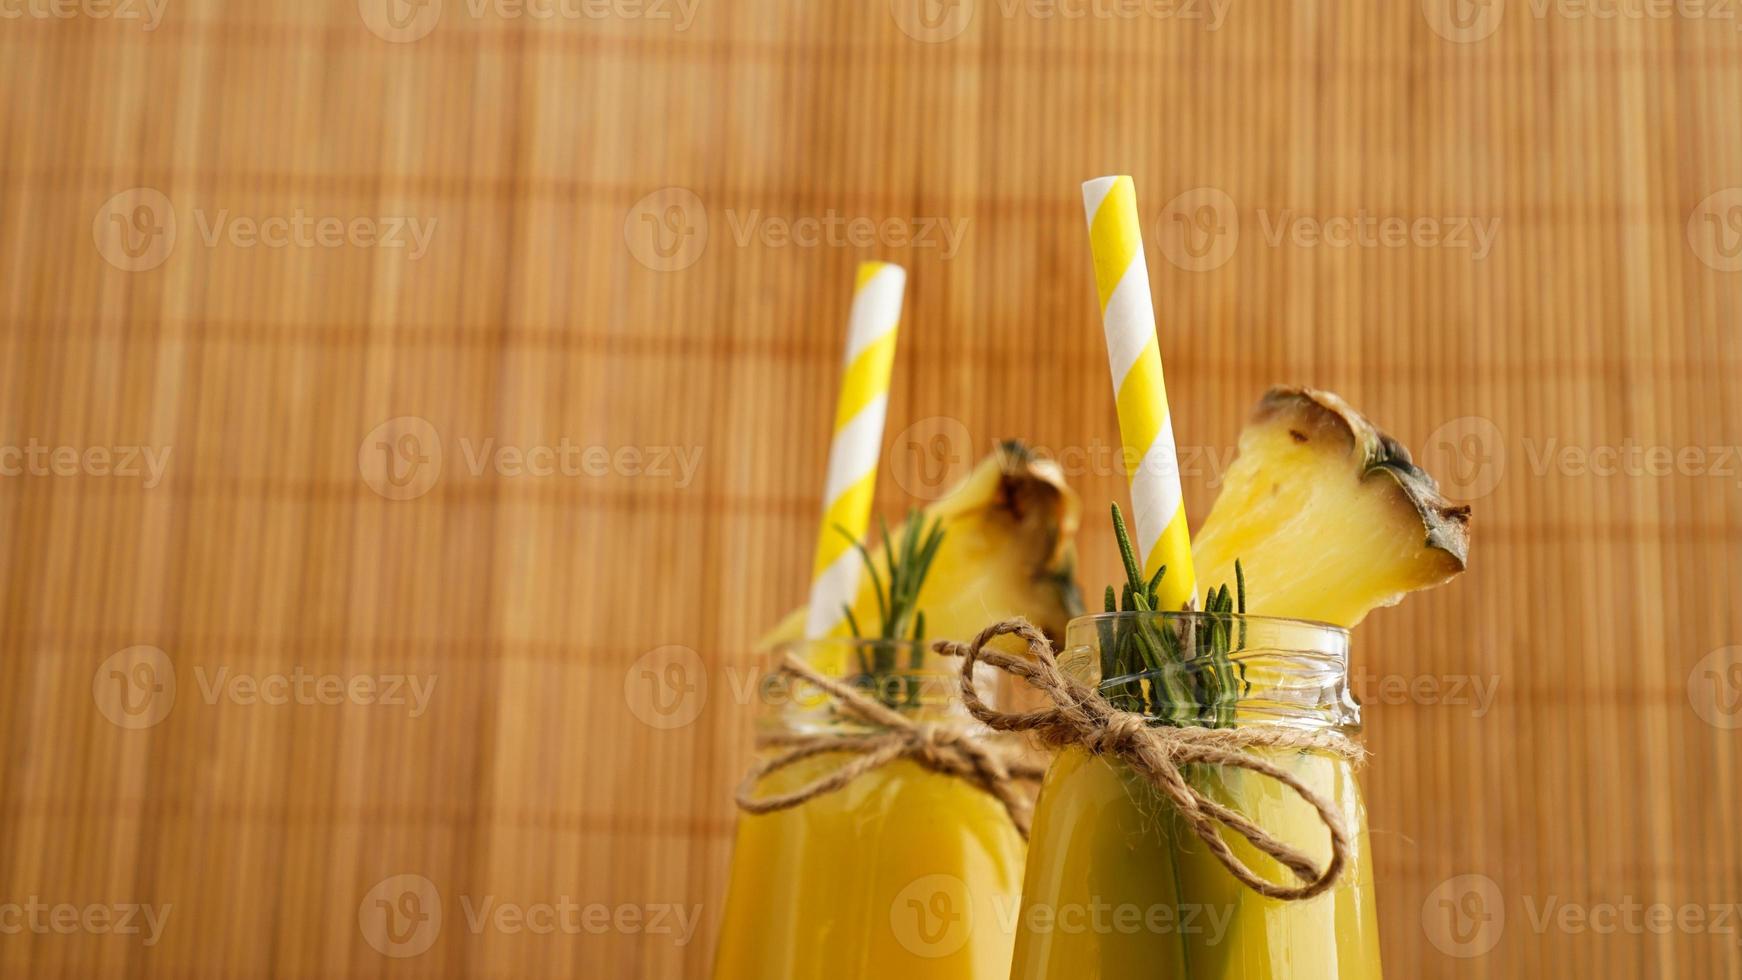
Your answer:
[1101,503,1249,727]
[838,511,945,689]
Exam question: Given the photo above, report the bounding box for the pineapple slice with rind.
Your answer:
[1193,387,1470,628]
[760,441,1083,649]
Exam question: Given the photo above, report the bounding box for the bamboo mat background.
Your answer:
[2,0,1740,977]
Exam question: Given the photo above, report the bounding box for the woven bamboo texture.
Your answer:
[2,0,1739,977]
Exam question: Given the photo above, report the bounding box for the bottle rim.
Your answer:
[1061,610,1359,730]
[1068,609,1350,635]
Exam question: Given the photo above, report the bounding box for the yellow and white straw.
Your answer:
[804,261,907,639]
[1082,176,1198,610]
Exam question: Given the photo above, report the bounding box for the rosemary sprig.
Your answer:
[836,510,946,704]
[1102,503,1249,726]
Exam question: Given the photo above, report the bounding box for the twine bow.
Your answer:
[734,651,1047,837]
[934,619,1363,901]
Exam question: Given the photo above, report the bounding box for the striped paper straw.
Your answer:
[1082,176,1199,610]
[803,261,907,639]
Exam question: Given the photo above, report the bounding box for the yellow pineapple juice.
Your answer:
[1009,613,1382,979]
[714,639,1027,979]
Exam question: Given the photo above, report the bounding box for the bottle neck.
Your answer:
[1061,613,1362,733]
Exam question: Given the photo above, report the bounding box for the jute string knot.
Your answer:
[734,650,1047,837]
[934,618,1364,902]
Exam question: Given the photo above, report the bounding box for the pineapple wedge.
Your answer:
[760,442,1083,648]
[1193,387,1471,628]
